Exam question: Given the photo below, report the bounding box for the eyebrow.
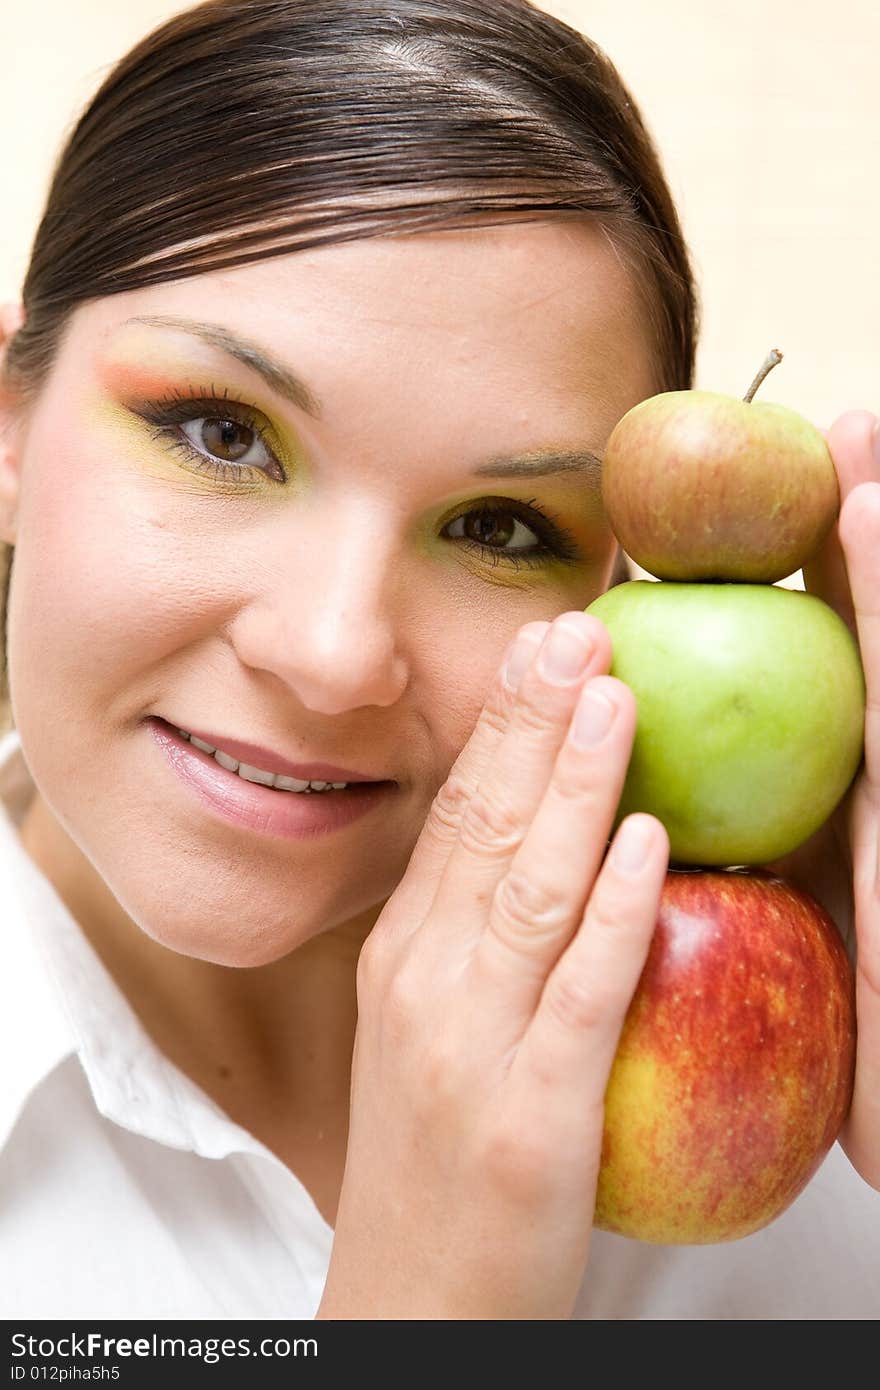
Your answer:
[122,315,603,483]
[123,314,323,419]
[470,448,602,484]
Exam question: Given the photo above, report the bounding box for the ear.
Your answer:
[0,302,26,547]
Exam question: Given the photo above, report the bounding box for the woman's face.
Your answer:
[2,219,656,965]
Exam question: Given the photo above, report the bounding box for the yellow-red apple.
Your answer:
[595,868,856,1244]
[601,351,839,583]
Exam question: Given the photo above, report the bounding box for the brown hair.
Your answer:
[0,0,698,711]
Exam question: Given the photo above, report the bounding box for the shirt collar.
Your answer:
[0,727,78,1150]
[0,726,268,1163]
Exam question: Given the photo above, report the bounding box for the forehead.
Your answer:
[78,217,656,428]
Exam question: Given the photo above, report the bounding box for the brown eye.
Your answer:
[137,390,287,483]
[447,505,542,555]
[177,413,281,477]
[465,510,517,547]
[443,498,583,571]
[195,417,255,462]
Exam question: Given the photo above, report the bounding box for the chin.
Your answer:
[115,886,331,967]
[119,866,384,968]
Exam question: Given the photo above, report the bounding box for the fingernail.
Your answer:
[537,621,593,684]
[503,631,542,692]
[571,686,616,748]
[610,817,654,874]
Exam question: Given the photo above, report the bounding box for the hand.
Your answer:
[317,611,669,1319]
[769,410,880,1190]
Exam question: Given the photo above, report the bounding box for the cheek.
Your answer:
[415,626,506,804]
[6,409,243,738]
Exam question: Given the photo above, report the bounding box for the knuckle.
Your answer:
[357,911,409,997]
[381,958,425,1042]
[458,790,524,857]
[513,689,566,738]
[549,759,604,805]
[480,702,513,739]
[589,892,636,940]
[420,1035,463,1102]
[429,773,476,836]
[355,934,384,998]
[545,966,608,1034]
[492,869,572,947]
[482,1122,553,1207]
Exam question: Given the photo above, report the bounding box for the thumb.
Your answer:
[802,410,879,635]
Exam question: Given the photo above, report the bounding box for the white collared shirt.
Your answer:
[0,728,333,1319]
[0,727,878,1320]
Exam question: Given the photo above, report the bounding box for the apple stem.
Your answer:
[743,348,784,403]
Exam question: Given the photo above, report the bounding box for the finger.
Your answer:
[516,814,669,1107]
[838,479,880,795]
[840,784,880,1188]
[802,410,879,634]
[379,620,554,940]
[474,674,637,1015]
[426,610,613,944]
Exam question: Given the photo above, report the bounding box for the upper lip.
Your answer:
[159,718,393,783]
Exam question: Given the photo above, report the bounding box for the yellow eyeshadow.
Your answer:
[93,359,605,569]
[97,373,302,486]
[89,394,266,506]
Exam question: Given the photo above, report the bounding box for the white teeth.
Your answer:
[174,726,350,791]
[274,773,312,792]
[237,762,276,786]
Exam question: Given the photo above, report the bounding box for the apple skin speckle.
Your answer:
[594,869,856,1245]
[602,388,839,584]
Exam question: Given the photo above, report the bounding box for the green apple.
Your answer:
[595,867,856,1244]
[602,351,839,583]
[586,580,864,866]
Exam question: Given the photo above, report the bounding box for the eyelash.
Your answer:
[135,385,582,571]
[138,384,283,484]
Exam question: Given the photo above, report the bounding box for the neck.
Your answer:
[18,789,383,1223]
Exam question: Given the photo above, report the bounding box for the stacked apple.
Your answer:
[585,351,863,1243]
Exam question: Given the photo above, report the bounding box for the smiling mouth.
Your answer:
[152,718,394,795]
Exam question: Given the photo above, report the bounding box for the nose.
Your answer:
[227,516,409,715]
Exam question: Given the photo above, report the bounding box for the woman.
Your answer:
[0,0,876,1319]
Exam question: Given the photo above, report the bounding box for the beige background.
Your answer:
[2,1,876,423]
[0,2,876,610]
[3,0,875,618]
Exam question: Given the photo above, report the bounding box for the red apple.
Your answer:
[594,868,856,1244]
[601,350,839,582]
